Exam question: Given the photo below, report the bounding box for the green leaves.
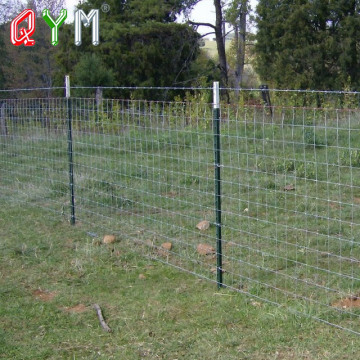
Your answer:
[55,0,202,98]
[255,0,360,91]
[74,53,114,87]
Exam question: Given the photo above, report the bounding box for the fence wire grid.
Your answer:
[1,86,360,335]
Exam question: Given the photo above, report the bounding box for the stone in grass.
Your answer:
[161,242,172,251]
[158,242,173,257]
[103,234,116,244]
[196,220,210,231]
[197,243,215,256]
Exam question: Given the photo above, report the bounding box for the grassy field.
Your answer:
[202,39,233,59]
[1,98,360,357]
[202,39,219,58]
[1,203,360,359]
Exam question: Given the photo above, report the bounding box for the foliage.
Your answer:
[77,0,200,23]
[55,0,204,100]
[255,0,360,91]
[340,149,360,168]
[0,0,23,24]
[0,9,62,93]
[224,0,252,89]
[304,128,327,148]
[0,0,206,97]
[73,53,114,88]
[26,0,64,16]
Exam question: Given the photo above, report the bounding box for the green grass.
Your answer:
[202,39,233,59]
[202,39,219,59]
[1,203,360,359]
[2,100,360,350]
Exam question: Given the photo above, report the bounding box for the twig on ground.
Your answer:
[92,303,112,333]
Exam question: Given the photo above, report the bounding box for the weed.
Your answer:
[304,128,327,148]
[340,149,360,167]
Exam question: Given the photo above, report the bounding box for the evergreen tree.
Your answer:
[74,53,114,87]
[55,0,202,98]
[255,0,360,90]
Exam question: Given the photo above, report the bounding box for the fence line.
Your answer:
[1,86,360,335]
[2,85,360,94]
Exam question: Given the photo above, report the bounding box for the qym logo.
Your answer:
[10,8,100,47]
[10,9,36,46]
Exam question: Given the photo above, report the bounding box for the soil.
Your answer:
[62,304,89,313]
[332,296,360,309]
[32,289,58,302]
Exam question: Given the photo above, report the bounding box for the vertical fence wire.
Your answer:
[0,98,69,218]
[65,97,217,283]
[1,88,360,335]
[219,101,360,335]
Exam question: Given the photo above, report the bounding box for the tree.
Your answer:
[0,0,22,24]
[189,0,228,86]
[27,0,64,16]
[0,0,65,93]
[0,0,21,89]
[188,0,254,95]
[255,0,360,91]
[126,0,200,23]
[55,0,203,99]
[74,53,114,87]
[73,53,115,105]
[225,0,252,93]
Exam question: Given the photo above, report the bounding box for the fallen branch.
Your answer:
[92,303,112,333]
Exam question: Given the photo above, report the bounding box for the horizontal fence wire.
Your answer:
[1,88,360,335]
[220,103,360,334]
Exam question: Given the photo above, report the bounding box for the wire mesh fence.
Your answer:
[1,86,360,335]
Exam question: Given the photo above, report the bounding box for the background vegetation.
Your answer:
[2,0,360,97]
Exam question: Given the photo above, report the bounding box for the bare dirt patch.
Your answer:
[332,296,360,309]
[32,289,58,302]
[62,304,89,313]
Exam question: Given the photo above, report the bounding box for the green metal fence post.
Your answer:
[213,82,223,288]
[65,75,75,225]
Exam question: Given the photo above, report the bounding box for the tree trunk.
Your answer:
[214,0,228,86]
[234,8,246,98]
